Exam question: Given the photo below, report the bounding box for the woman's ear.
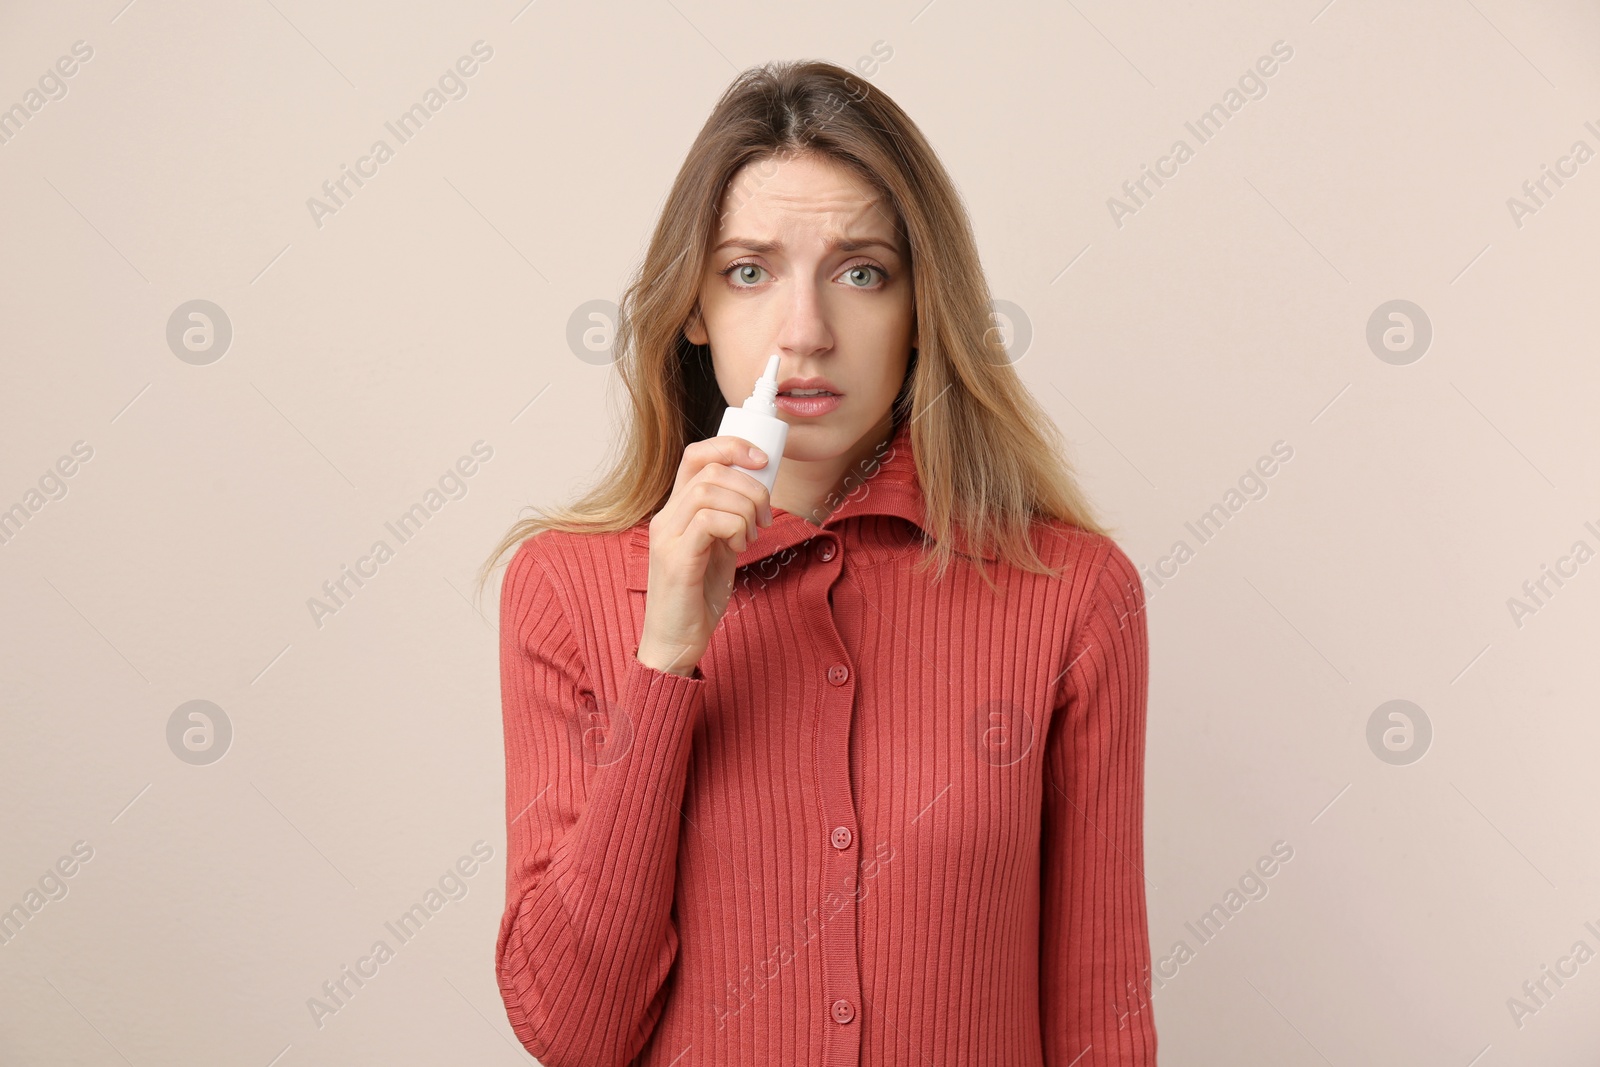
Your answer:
[685,305,708,346]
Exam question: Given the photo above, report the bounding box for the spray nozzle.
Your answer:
[744,354,782,413]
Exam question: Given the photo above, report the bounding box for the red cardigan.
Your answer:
[496,417,1158,1066]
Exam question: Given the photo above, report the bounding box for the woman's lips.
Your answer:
[775,393,842,417]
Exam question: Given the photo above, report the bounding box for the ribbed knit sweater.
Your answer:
[496,416,1157,1066]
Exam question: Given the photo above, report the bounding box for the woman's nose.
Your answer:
[776,281,832,353]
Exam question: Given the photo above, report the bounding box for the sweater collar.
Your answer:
[624,418,995,591]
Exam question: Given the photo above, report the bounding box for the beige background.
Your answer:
[3,0,1598,1063]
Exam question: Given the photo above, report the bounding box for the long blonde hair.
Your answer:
[475,59,1111,600]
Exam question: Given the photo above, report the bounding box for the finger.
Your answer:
[672,441,773,523]
[676,436,769,493]
[692,464,772,528]
[686,505,752,555]
[662,480,760,545]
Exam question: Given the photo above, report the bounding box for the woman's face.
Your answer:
[686,151,916,462]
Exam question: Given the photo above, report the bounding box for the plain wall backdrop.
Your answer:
[2,0,1598,1063]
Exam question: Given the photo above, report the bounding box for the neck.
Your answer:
[770,413,896,526]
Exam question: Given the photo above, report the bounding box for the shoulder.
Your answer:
[1028,518,1139,589]
[501,524,640,618]
[1017,524,1149,710]
[1026,518,1144,629]
[509,523,637,569]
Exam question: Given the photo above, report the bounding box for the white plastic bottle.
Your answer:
[716,353,788,493]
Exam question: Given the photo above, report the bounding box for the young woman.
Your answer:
[478,60,1157,1067]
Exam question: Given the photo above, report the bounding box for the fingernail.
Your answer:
[750,447,767,461]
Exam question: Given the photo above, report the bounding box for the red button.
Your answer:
[832,998,855,1024]
[827,664,849,686]
[831,825,852,849]
[817,541,835,561]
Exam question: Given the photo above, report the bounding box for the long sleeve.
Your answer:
[1040,540,1158,1065]
[495,536,708,1067]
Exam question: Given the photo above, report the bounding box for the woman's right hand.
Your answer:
[636,436,775,676]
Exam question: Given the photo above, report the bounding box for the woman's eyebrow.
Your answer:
[711,236,900,255]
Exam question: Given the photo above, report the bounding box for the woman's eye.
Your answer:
[840,265,885,288]
[720,263,767,287]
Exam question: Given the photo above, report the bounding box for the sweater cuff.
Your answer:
[621,646,707,747]
[629,643,707,684]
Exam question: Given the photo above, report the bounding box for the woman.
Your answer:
[478,60,1157,1066]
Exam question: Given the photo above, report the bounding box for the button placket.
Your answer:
[807,532,862,1062]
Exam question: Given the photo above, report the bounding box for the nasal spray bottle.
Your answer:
[716,354,788,492]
